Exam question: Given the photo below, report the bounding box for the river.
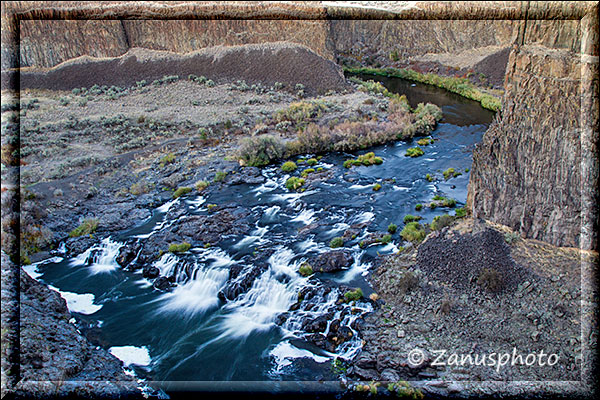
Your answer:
[24,75,494,392]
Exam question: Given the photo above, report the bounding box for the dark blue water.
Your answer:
[25,76,494,389]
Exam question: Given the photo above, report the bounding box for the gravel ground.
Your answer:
[7,78,377,188]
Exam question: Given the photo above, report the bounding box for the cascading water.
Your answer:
[25,76,494,387]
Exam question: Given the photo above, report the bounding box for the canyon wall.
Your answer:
[468,7,599,251]
[0,2,584,70]
[11,18,334,70]
[468,45,584,248]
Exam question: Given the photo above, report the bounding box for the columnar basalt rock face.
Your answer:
[330,19,518,62]
[17,20,129,69]
[2,2,587,70]
[467,44,586,248]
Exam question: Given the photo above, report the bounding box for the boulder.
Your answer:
[225,167,266,185]
[311,250,354,273]
[142,266,160,279]
[306,333,336,352]
[115,240,141,268]
[218,264,267,302]
[153,276,174,291]
[302,313,332,333]
[65,236,98,257]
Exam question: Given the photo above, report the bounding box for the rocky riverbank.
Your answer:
[1,253,143,398]
[345,217,596,397]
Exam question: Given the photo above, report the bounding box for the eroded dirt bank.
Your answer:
[11,43,349,96]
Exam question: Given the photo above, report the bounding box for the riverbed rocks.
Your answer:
[218,263,268,302]
[176,206,252,244]
[142,265,160,279]
[140,205,253,258]
[224,167,266,185]
[65,235,99,257]
[153,276,176,292]
[116,239,142,268]
[303,313,333,333]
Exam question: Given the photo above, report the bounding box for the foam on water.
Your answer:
[56,241,67,254]
[185,195,206,209]
[329,222,350,236]
[217,247,301,339]
[219,271,299,339]
[290,208,316,225]
[350,211,375,225]
[271,190,317,205]
[262,205,281,221]
[295,236,325,254]
[109,345,151,367]
[348,184,374,190]
[134,278,153,288]
[338,251,370,283]
[22,264,43,280]
[378,242,399,254]
[157,198,178,213]
[70,238,123,274]
[24,256,64,279]
[252,175,281,196]
[270,341,330,372]
[268,246,299,277]
[203,247,237,268]
[233,225,268,250]
[153,253,180,278]
[48,285,103,315]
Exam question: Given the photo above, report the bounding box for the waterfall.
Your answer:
[70,237,123,274]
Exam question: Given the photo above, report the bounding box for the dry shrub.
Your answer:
[476,268,504,293]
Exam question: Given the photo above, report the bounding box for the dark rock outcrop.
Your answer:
[224,167,266,186]
[141,206,252,257]
[218,263,267,302]
[310,250,354,273]
[142,265,160,279]
[116,240,141,267]
[0,253,141,398]
[153,276,174,291]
